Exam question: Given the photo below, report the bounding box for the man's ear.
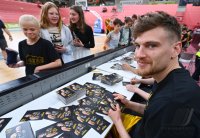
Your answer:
[172,42,182,58]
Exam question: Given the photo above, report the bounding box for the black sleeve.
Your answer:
[18,41,25,62]
[45,40,60,61]
[84,25,95,48]
[0,20,6,29]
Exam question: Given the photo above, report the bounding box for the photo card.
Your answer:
[0,118,12,132]
[36,122,62,138]
[20,109,47,122]
[6,122,34,138]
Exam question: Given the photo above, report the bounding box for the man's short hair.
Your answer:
[133,11,181,42]
[124,17,133,23]
[113,18,123,26]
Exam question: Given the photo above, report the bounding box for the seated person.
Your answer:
[108,11,200,138]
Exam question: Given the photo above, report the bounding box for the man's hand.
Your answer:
[108,104,122,124]
[113,93,129,106]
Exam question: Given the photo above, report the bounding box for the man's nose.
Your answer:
[135,46,146,59]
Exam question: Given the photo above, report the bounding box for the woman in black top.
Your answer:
[69,5,95,60]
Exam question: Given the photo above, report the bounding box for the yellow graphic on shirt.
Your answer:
[26,55,44,65]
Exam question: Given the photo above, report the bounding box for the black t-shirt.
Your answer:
[18,38,60,75]
[131,68,200,138]
[72,24,95,48]
[0,19,6,39]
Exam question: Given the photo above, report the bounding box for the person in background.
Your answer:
[0,19,13,60]
[108,11,200,138]
[69,5,95,60]
[181,27,188,51]
[131,14,137,41]
[192,42,200,82]
[105,18,114,35]
[40,2,73,64]
[8,14,62,75]
[104,18,123,50]
[119,17,133,47]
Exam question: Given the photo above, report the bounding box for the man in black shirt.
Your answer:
[108,11,200,138]
[0,19,13,60]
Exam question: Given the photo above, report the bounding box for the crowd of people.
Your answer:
[1,2,95,75]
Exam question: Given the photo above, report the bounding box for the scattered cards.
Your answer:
[36,122,61,138]
[20,109,46,121]
[0,118,12,132]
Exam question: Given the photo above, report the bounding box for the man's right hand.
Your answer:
[108,104,122,124]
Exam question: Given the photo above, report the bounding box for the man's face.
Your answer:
[134,27,175,77]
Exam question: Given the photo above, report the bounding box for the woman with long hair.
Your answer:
[69,5,95,60]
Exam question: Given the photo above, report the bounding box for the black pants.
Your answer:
[192,56,200,81]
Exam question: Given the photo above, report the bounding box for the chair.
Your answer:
[179,52,194,73]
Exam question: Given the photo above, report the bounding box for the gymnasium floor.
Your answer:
[0,29,106,84]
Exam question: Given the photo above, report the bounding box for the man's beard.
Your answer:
[136,62,165,77]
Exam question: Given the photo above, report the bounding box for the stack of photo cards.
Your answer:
[57,87,77,105]
[101,73,123,85]
[0,118,12,132]
[6,122,34,138]
[57,83,86,105]
[67,83,87,99]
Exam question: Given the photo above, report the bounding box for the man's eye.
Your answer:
[147,45,155,48]
[135,45,140,49]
